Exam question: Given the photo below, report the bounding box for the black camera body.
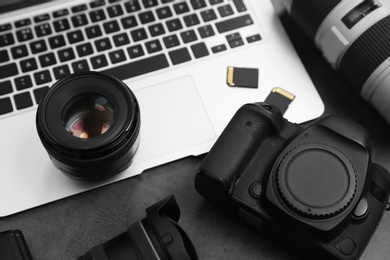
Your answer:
[195,102,390,260]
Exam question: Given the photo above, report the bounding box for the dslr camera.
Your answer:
[195,102,390,259]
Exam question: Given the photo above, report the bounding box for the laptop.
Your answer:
[0,0,324,216]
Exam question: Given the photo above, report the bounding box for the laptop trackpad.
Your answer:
[132,76,216,164]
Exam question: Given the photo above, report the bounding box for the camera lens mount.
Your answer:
[36,72,141,180]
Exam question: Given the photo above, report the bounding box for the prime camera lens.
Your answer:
[36,72,141,180]
[282,0,390,124]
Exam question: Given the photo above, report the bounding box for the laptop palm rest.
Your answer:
[0,75,216,216]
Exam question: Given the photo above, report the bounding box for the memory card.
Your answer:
[264,87,295,115]
[226,66,259,88]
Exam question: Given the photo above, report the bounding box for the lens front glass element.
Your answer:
[63,94,114,139]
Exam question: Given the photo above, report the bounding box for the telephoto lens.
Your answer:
[78,195,198,260]
[36,72,141,180]
[281,0,390,123]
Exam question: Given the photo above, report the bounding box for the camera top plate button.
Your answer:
[353,198,369,220]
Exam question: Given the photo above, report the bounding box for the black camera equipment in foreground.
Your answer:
[36,72,140,181]
[78,195,198,260]
[0,230,33,260]
[281,0,390,124]
[195,102,390,259]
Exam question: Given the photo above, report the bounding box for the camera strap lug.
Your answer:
[386,200,390,211]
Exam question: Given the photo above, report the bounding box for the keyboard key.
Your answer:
[247,34,262,43]
[76,43,94,57]
[109,50,126,64]
[30,40,48,54]
[20,58,38,72]
[72,4,87,13]
[91,54,109,69]
[53,65,71,79]
[218,4,234,17]
[233,0,247,12]
[191,0,207,10]
[127,44,145,58]
[14,75,33,90]
[34,70,52,85]
[72,60,90,73]
[39,53,57,67]
[95,38,112,51]
[11,45,29,59]
[173,2,190,14]
[103,20,120,34]
[90,0,105,8]
[16,28,33,42]
[0,23,12,32]
[184,14,200,27]
[0,81,13,96]
[53,19,71,32]
[142,0,158,8]
[191,42,209,58]
[113,33,130,47]
[131,28,148,42]
[198,25,215,38]
[0,50,9,63]
[180,30,197,43]
[49,35,66,49]
[71,14,89,27]
[58,47,76,62]
[0,97,13,115]
[226,32,244,48]
[0,33,15,46]
[53,9,69,18]
[169,48,191,65]
[216,14,253,33]
[14,92,33,110]
[209,0,223,4]
[0,63,18,79]
[67,30,84,44]
[89,9,106,22]
[163,34,180,49]
[166,18,183,32]
[149,23,165,37]
[33,86,50,104]
[102,54,169,80]
[139,11,155,24]
[145,39,162,54]
[85,25,103,39]
[211,44,227,53]
[15,19,31,28]
[107,5,124,17]
[34,14,50,23]
[156,6,173,19]
[121,16,138,29]
[35,23,52,37]
[200,9,217,22]
[125,0,141,13]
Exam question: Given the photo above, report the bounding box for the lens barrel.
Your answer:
[283,0,390,124]
[36,72,141,180]
[78,195,198,260]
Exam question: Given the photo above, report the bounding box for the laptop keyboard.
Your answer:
[0,0,261,117]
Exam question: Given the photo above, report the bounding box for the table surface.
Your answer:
[2,3,390,260]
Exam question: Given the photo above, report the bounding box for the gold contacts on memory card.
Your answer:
[264,87,295,115]
[226,66,259,88]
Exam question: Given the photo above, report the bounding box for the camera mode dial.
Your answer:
[274,143,357,219]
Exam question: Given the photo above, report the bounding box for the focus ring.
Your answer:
[339,15,390,93]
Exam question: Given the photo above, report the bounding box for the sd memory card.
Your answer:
[226,66,259,88]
